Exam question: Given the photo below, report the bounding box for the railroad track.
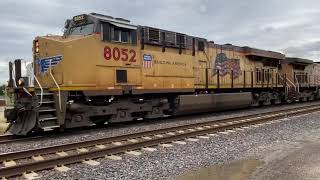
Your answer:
[0,135,18,144]
[0,135,45,145]
[0,104,320,179]
[0,102,318,145]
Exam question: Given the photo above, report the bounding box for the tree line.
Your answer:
[0,85,5,96]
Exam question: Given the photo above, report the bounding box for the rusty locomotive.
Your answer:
[5,13,320,135]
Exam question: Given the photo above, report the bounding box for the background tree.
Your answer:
[0,85,5,96]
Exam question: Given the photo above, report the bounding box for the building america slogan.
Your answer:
[154,60,187,66]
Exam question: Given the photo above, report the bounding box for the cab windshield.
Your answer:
[68,23,94,36]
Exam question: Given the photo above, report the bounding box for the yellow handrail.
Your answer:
[49,60,62,112]
[34,75,43,107]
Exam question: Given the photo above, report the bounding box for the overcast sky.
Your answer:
[1,0,320,84]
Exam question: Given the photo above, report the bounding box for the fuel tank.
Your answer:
[173,92,252,115]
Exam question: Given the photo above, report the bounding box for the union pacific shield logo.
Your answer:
[143,54,153,68]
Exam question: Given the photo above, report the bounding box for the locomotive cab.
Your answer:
[64,13,138,43]
[64,14,98,37]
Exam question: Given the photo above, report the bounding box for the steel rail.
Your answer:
[0,105,320,178]
[0,135,17,143]
[0,135,43,145]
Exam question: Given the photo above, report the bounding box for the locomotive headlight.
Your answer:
[35,40,39,53]
[18,78,25,86]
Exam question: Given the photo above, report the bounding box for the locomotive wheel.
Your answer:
[308,94,315,101]
[91,116,111,126]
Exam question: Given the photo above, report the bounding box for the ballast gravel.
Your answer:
[2,102,320,179]
[10,103,320,179]
[36,110,320,179]
[1,101,320,154]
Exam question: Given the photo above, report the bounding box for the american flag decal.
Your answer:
[143,54,153,68]
[213,53,241,79]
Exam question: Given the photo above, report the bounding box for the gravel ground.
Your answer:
[33,110,320,179]
[3,102,320,179]
[1,101,320,154]
[249,142,320,180]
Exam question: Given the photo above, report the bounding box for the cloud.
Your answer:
[283,41,320,60]
[0,0,320,84]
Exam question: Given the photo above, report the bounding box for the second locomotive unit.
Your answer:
[5,13,320,135]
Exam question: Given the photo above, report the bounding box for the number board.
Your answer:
[73,14,87,23]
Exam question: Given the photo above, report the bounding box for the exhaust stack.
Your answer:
[8,62,14,87]
[14,59,22,87]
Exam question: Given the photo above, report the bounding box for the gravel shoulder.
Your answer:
[248,127,320,180]
[249,142,320,180]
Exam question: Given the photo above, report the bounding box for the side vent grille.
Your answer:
[143,26,191,50]
[165,32,175,46]
[148,28,160,43]
[176,34,186,48]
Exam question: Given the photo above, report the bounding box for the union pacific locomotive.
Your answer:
[5,13,320,135]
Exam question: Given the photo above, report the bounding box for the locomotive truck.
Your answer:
[5,13,320,135]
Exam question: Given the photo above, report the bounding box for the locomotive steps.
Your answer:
[1,104,320,179]
[36,88,59,130]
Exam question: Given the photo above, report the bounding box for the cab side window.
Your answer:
[102,23,111,41]
[198,41,205,51]
[102,22,137,44]
[120,31,129,43]
[112,28,121,42]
